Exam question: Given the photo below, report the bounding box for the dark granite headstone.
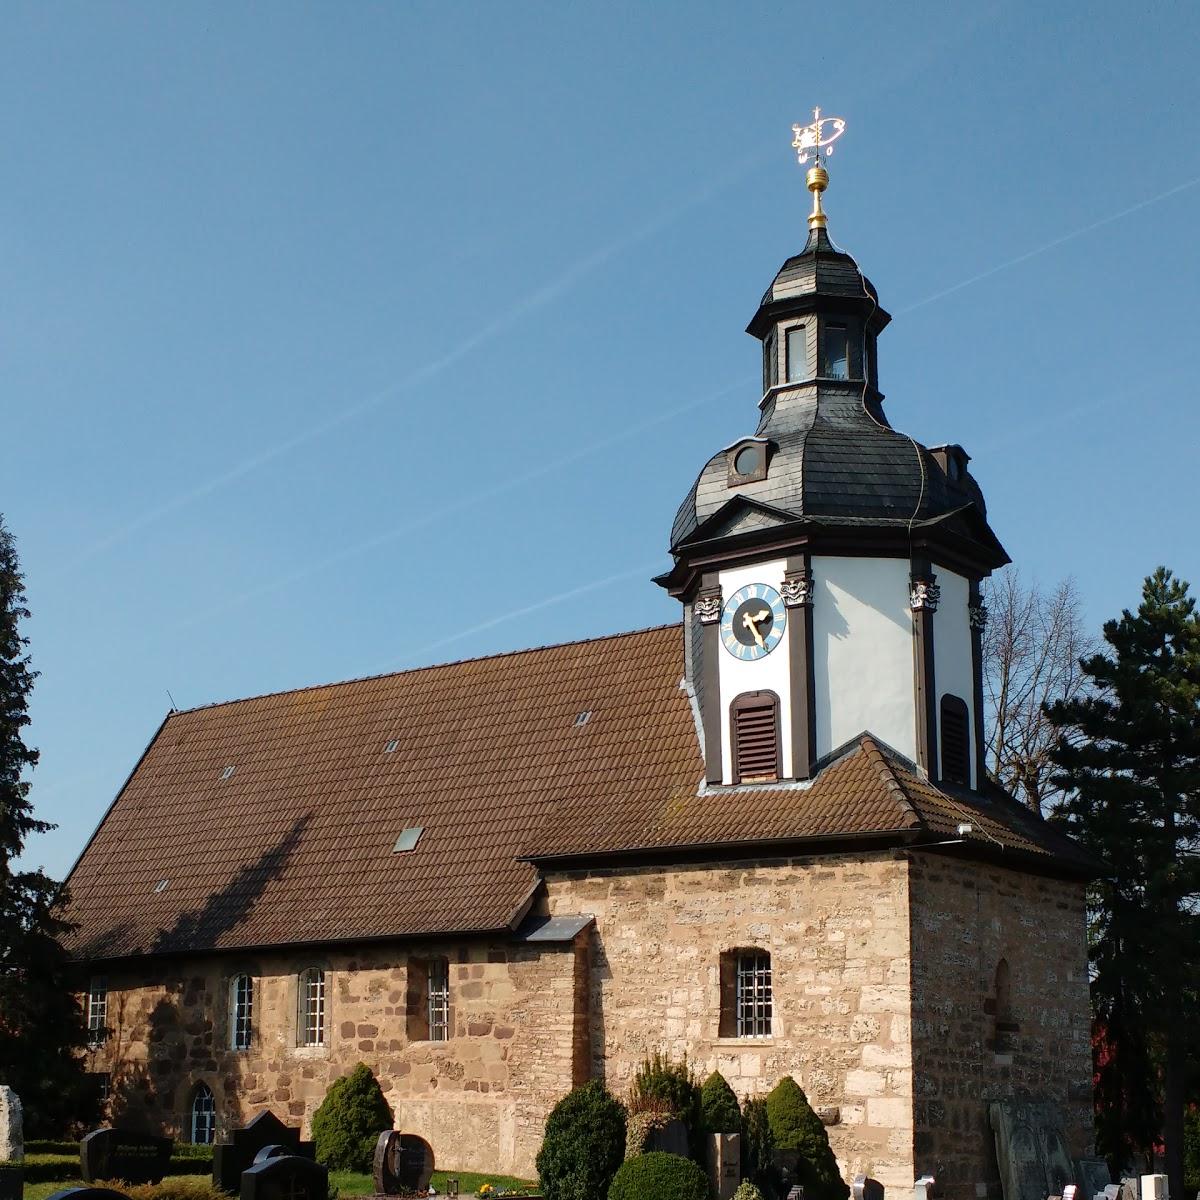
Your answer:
[372,1131,435,1195]
[1077,1167,1112,1200]
[48,1189,131,1200]
[240,1155,328,1200]
[645,1118,689,1159]
[854,1176,885,1200]
[253,1146,290,1165]
[990,1101,1075,1200]
[0,1166,22,1200]
[214,1111,315,1195]
[80,1130,173,1185]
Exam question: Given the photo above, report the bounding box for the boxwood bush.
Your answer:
[699,1071,741,1135]
[606,1151,709,1200]
[536,1079,626,1200]
[311,1062,395,1172]
[765,1077,848,1200]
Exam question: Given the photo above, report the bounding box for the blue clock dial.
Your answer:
[720,583,787,660]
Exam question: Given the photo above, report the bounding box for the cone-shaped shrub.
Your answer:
[733,1183,766,1200]
[537,1079,627,1200]
[311,1062,394,1171]
[699,1071,742,1135]
[607,1152,710,1200]
[765,1077,848,1200]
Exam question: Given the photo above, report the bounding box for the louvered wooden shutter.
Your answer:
[940,695,970,786]
[732,692,780,784]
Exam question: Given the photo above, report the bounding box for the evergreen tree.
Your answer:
[1047,567,1200,1194]
[0,514,93,1134]
[765,1077,847,1200]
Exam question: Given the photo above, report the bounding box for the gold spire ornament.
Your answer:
[791,107,846,230]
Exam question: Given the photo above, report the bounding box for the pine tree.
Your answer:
[1047,567,1200,1193]
[0,514,93,1134]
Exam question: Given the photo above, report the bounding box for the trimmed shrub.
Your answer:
[624,1111,671,1160]
[699,1072,741,1135]
[311,1062,395,1172]
[765,1077,848,1200]
[536,1079,627,1200]
[741,1097,775,1192]
[629,1053,702,1159]
[733,1183,766,1200]
[607,1152,709,1200]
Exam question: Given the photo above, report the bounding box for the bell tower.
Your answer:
[656,111,1009,790]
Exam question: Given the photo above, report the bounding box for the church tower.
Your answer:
[656,115,1009,790]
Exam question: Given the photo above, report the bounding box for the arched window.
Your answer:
[230,974,253,1051]
[297,968,325,1046]
[719,949,772,1038]
[190,1083,215,1145]
[987,958,1019,1052]
[940,694,971,786]
[731,692,781,784]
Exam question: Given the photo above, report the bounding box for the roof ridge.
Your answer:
[857,734,924,831]
[172,621,682,716]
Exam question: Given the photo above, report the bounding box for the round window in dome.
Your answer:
[734,446,760,477]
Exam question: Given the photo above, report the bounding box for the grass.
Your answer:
[24,1168,539,1199]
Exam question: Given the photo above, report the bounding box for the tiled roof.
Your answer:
[60,624,1095,963]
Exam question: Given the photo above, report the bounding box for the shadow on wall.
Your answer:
[102,818,312,1135]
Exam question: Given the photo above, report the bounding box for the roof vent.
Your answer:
[153,879,169,894]
[220,765,235,781]
[573,711,593,727]
[384,739,399,753]
[392,826,424,854]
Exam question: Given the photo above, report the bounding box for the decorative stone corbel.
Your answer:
[909,578,941,612]
[969,601,988,630]
[695,588,723,624]
[781,568,814,607]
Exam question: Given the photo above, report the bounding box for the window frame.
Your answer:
[297,967,326,1047]
[939,694,971,786]
[190,1083,216,1145]
[785,324,807,383]
[86,977,108,1048]
[230,974,253,1051]
[822,322,850,380]
[428,957,450,1042]
[735,951,773,1038]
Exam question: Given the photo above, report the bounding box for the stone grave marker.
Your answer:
[0,1088,22,1164]
[213,1111,315,1195]
[1077,1161,1112,1199]
[990,1101,1075,1200]
[914,1175,937,1200]
[646,1118,689,1159]
[1119,1178,1139,1200]
[787,1187,806,1200]
[253,1146,290,1165]
[47,1188,131,1200]
[706,1132,740,1200]
[240,1154,328,1200]
[1141,1176,1168,1200]
[80,1130,172,1185]
[854,1175,885,1200]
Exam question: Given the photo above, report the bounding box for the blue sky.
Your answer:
[5,1,1199,878]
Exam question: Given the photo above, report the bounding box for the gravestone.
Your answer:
[47,1189,131,1200]
[1077,1161,1112,1199]
[240,1155,328,1200]
[213,1111,315,1195]
[253,1146,290,1165]
[787,1187,806,1200]
[706,1132,740,1200]
[646,1118,689,1159]
[854,1176,885,1200]
[914,1176,937,1200]
[0,1087,22,1164]
[1141,1176,1168,1200]
[1120,1178,1140,1200]
[80,1130,172,1185]
[990,1101,1075,1200]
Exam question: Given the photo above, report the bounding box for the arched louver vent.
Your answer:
[731,691,781,784]
[940,694,970,786]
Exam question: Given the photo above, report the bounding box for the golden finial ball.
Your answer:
[806,165,829,194]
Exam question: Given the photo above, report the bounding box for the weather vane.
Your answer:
[791,106,846,230]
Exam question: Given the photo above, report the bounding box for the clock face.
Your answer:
[720,583,786,660]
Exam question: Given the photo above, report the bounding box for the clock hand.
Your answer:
[742,609,770,650]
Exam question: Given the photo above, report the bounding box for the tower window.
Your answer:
[730,691,780,783]
[719,948,773,1038]
[230,974,253,1050]
[727,440,769,486]
[940,694,971,786]
[190,1083,216,1145]
[297,967,325,1046]
[785,325,806,382]
[763,329,778,392]
[86,977,108,1047]
[823,323,849,379]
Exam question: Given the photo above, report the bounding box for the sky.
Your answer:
[4,1,1199,880]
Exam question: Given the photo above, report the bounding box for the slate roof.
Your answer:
[61,625,1096,963]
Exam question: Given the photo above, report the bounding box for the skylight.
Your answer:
[220,765,235,781]
[392,827,424,853]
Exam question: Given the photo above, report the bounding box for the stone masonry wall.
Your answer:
[543,852,917,1192]
[86,934,586,1179]
[908,853,1094,1200]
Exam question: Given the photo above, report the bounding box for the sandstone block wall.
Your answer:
[86,934,586,1179]
[543,852,917,1192]
[908,853,1094,1200]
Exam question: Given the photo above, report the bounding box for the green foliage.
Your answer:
[1184,1107,1200,1197]
[0,515,96,1136]
[1047,566,1200,1189]
[741,1097,776,1194]
[536,1079,626,1200]
[699,1071,741,1135]
[606,1152,709,1200]
[310,1062,395,1172]
[733,1184,766,1200]
[765,1078,848,1200]
[624,1111,671,1160]
[630,1052,702,1158]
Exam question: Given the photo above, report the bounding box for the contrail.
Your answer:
[53,148,769,581]
[151,381,741,638]
[896,174,1200,316]
[387,560,662,669]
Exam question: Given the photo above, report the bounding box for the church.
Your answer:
[61,136,1098,1196]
